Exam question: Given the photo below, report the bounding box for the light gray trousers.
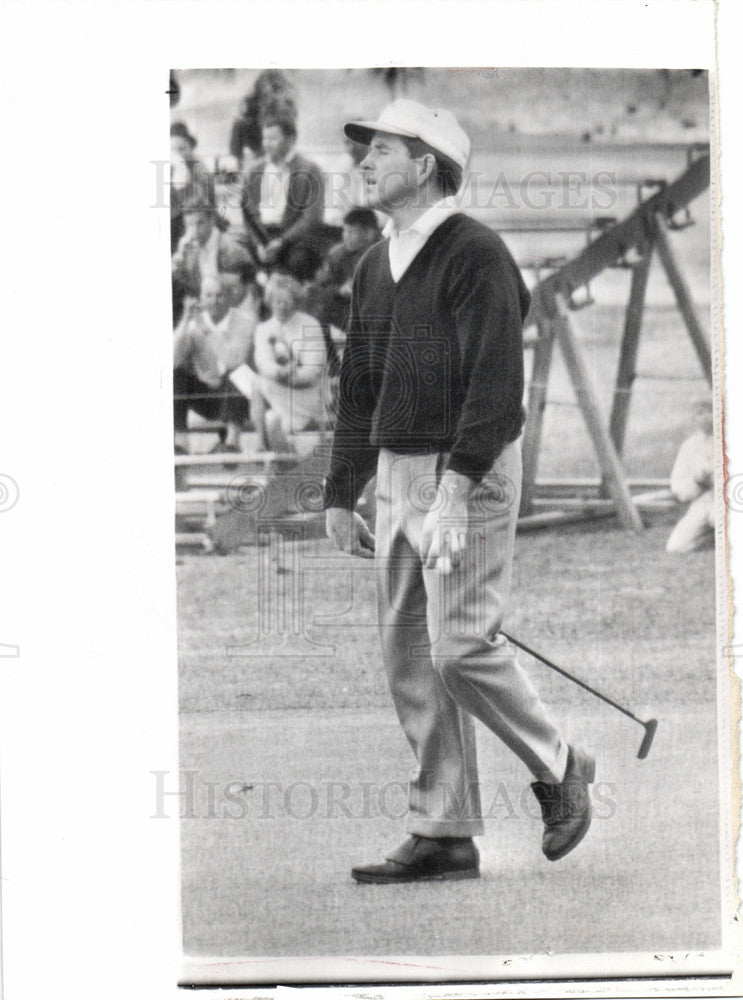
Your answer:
[375,443,568,838]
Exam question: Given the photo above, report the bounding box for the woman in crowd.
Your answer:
[170,121,215,253]
[243,273,327,452]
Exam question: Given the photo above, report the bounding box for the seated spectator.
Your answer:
[219,257,262,328]
[229,69,297,169]
[305,208,381,330]
[666,394,715,553]
[240,111,325,281]
[171,198,254,325]
[173,275,256,452]
[170,121,214,253]
[229,274,327,452]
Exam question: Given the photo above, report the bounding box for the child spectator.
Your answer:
[666,394,716,553]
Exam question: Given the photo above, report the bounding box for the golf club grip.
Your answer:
[501,631,638,723]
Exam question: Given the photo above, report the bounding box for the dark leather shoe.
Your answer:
[351,835,480,884]
[531,745,595,861]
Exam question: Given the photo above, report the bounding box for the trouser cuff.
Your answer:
[406,817,485,838]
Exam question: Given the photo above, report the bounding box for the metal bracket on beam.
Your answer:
[565,284,595,310]
[614,244,647,269]
[664,204,695,231]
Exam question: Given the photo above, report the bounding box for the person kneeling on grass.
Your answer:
[666,394,716,554]
[229,273,328,453]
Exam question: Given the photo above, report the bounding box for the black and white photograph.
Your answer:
[0,2,740,999]
[169,64,733,986]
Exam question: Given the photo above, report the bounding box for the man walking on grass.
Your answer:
[322,100,594,883]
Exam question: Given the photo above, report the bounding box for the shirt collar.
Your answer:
[267,148,297,170]
[382,196,459,240]
[203,307,232,335]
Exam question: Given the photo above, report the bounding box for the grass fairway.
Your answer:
[177,510,722,968]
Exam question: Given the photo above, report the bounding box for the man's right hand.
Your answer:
[325,507,375,558]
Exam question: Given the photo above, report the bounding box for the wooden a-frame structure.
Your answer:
[519,149,712,530]
[175,149,713,547]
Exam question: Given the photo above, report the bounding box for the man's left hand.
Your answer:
[420,470,472,575]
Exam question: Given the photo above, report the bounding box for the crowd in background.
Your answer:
[171,70,380,455]
[170,70,715,554]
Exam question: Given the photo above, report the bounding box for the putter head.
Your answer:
[637,718,658,759]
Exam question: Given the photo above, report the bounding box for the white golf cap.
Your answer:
[344,99,470,172]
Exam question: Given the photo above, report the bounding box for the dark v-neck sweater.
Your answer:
[323,213,530,510]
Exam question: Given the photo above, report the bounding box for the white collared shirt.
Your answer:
[259,150,296,226]
[191,307,254,386]
[383,196,459,282]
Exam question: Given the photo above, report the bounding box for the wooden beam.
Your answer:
[608,247,654,455]
[520,297,556,516]
[535,476,669,492]
[517,507,615,532]
[534,154,709,305]
[250,389,269,451]
[174,452,299,466]
[652,212,712,384]
[548,292,643,531]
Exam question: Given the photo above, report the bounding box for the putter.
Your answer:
[501,632,658,759]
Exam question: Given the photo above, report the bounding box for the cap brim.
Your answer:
[344,120,417,146]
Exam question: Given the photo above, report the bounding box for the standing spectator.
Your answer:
[170,121,214,253]
[240,112,325,281]
[173,275,256,451]
[666,395,716,553]
[171,198,254,324]
[229,69,297,168]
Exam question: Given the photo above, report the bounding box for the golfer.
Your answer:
[323,100,594,883]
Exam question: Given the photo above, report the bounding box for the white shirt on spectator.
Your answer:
[666,429,715,553]
[174,307,254,388]
[670,430,714,503]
